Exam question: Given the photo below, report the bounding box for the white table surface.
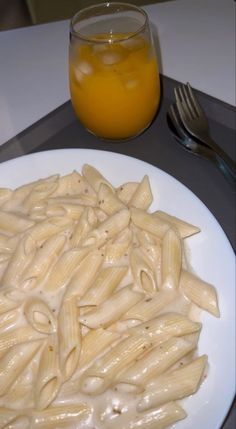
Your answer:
[0,0,235,146]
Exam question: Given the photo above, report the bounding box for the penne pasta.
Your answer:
[65,249,104,299]
[130,207,171,239]
[1,235,36,287]
[127,312,201,342]
[105,227,132,264]
[46,203,85,219]
[20,234,66,290]
[123,290,177,322]
[0,288,23,315]
[0,408,31,429]
[58,296,81,381]
[0,326,46,356]
[26,216,73,244]
[128,175,153,210]
[78,328,120,370]
[35,335,61,410]
[83,209,130,247]
[51,170,96,197]
[43,246,91,292]
[0,341,42,396]
[130,247,157,294]
[82,164,114,193]
[80,335,152,394]
[79,285,143,328]
[137,355,208,411]
[153,210,200,238]
[161,228,182,290]
[32,403,91,428]
[0,307,19,331]
[24,298,57,334]
[116,402,186,429]
[116,182,139,205]
[79,265,128,306]
[82,208,131,248]
[47,194,97,207]
[115,337,196,390]
[22,178,59,211]
[0,211,34,234]
[98,183,125,215]
[0,164,220,428]
[70,207,97,248]
[180,269,220,317]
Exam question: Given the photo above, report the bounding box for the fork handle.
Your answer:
[200,136,236,186]
[213,152,236,187]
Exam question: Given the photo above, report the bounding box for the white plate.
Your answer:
[0,148,235,429]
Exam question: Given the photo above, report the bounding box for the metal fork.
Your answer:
[174,83,236,184]
[167,104,236,186]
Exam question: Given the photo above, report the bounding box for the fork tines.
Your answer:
[174,83,202,119]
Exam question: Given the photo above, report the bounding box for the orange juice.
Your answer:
[69,34,160,139]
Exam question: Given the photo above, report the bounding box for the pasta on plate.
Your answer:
[0,164,220,429]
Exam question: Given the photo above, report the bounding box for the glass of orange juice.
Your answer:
[69,2,160,140]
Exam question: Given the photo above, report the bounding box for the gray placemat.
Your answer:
[0,75,235,427]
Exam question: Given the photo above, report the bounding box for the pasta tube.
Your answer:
[137,355,207,411]
[117,402,186,429]
[105,227,132,264]
[98,183,125,215]
[161,228,182,290]
[0,408,30,429]
[82,209,130,247]
[116,182,138,205]
[32,403,91,428]
[0,308,19,331]
[20,234,66,289]
[0,341,42,396]
[180,270,220,317]
[23,178,59,211]
[64,249,104,299]
[80,335,152,394]
[43,246,91,292]
[130,208,171,239]
[0,326,46,355]
[79,266,128,306]
[130,247,157,294]
[123,290,177,322]
[127,312,201,341]
[153,210,200,238]
[0,211,34,234]
[1,235,36,287]
[82,164,114,193]
[24,298,57,334]
[115,337,196,390]
[52,170,95,197]
[78,328,120,369]
[46,203,85,219]
[70,207,97,248]
[26,216,73,244]
[35,335,61,410]
[58,296,81,381]
[79,286,143,328]
[128,175,153,210]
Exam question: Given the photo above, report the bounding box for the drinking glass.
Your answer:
[69,2,160,140]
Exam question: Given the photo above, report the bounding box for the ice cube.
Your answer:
[74,61,93,83]
[125,79,139,90]
[100,51,122,65]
